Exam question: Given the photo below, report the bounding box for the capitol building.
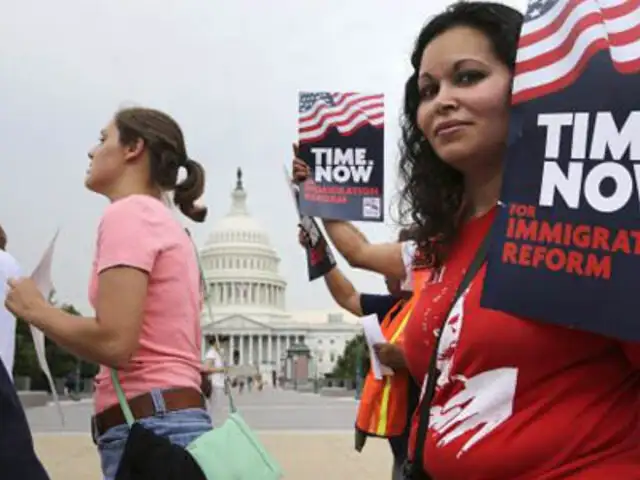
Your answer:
[198,169,362,377]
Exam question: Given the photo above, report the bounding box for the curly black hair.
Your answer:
[397,1,523,268]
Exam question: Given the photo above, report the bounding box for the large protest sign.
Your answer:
[481,0,640,341]
[283,166,337,281]
[297,92,385,222]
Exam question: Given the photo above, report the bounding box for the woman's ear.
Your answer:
[123,137,145,163]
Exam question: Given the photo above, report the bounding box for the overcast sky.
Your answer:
[0,0,525,314]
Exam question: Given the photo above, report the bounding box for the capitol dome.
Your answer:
[199,168,287,314]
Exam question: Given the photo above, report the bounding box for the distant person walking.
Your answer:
[202,336,227,419]
[63,370,81,401]
[0,224,22,378]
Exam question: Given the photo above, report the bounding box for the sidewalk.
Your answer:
[34,431,394,479]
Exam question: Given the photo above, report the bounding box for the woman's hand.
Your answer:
[298,226,311,248]
[5,277,49,323]
[373,343,406,370]
[292,144,311,183]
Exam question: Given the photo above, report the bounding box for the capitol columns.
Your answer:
[276,336,282,366]
[222,333,315,368]
[228,335,236,365]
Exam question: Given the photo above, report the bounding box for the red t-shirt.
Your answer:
[404,207,640,480]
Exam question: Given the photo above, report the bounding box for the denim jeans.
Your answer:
[95,389,212,480]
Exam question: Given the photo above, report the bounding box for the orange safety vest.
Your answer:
[355,268,430,438]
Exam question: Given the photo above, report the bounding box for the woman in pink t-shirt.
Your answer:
[6,107,211,479]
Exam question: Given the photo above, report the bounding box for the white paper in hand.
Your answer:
[361,315,394,380]
[30,229,65,425]
[283,164,302,216]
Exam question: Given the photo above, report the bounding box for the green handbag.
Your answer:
[111,369,283,479]
[185,407,283,479]
[109,231,284,479]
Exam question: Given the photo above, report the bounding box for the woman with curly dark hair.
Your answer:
[295,2,640,479]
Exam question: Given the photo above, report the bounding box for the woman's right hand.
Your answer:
[298,226,311,248]
[292,143,310,183]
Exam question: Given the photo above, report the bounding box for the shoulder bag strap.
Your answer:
[110,369,135,426]
[109,229,238,427]
[411,230,492,474]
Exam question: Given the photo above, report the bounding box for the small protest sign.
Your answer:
[297,92,385,222]
[283,166,337,281]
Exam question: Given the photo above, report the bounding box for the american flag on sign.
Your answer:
[513,0,640,104]
[298,92,384,143]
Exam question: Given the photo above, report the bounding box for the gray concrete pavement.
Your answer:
[27,388,396,479]
[26,388,359,433]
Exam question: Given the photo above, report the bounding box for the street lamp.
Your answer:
[355,342,364,401]
[75,358,82,397]
[313,348,320,394]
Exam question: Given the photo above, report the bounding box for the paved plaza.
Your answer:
[27,388,394,479]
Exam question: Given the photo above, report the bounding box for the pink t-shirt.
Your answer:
[90,195,202,413]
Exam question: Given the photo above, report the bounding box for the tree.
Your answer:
[44,303,82,377]
[13,300,99,387]
[13,320,40,378]
[330,333,370,380]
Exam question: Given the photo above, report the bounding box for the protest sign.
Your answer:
[481,0,640,341]
[297,92,385,222]
[283,166,337,281]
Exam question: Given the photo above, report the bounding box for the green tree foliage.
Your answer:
[12,301,99,385]
[330,333,370,379]
[13,320,40,378]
